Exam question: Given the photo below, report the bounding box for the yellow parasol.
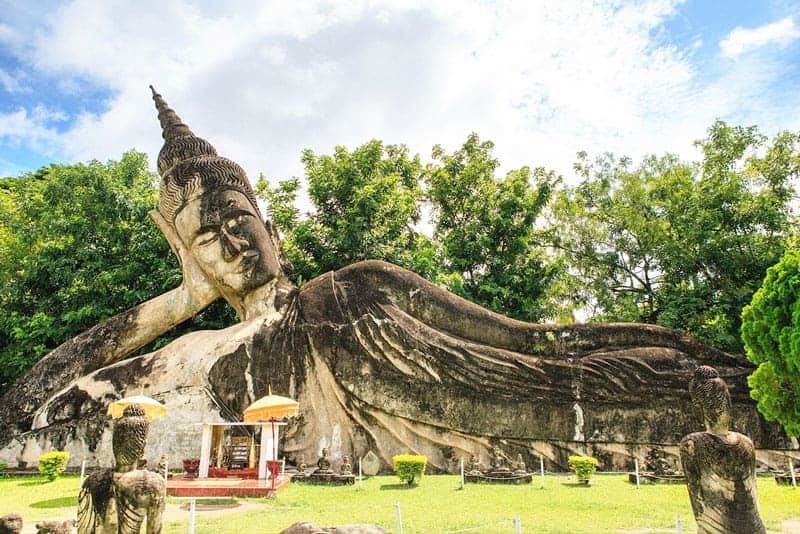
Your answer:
[243,387,299,489]
[243,387,299,422]
[107,394,167,421]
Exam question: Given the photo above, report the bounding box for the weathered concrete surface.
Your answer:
[0,260,791,472]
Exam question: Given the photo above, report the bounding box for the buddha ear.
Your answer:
[150,209,187,267]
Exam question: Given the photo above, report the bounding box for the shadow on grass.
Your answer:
[179,499,239,511]
[19,479,51,487]
[560,482,593,488]
[30,496,78,509]
[379,483,417,491]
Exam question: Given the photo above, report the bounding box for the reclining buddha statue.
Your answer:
[0,88,788,472]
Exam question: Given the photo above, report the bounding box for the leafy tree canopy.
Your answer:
[259,133,563,322]
[256,140,437,284]
[549,121,797,353]
[426,133,563,322]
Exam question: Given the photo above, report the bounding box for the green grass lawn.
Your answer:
[1,473,798,533]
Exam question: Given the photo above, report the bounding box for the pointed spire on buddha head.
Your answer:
[149,85,261,223]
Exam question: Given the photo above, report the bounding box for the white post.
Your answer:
[634,458,640,489]
[539,454,545,489]
[198,424,212,479]
[514,515,522,534]
[79,460,86,489]
[258,424,269,480]
[675,514,682,533]
[460,458,465,489]
[359,457,363,488]
[188,498,196,534]
[790,457,797,489]
[164,460,169,481]
[395,501,403,534]
[273,425,280,468]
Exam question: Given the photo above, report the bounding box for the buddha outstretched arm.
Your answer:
[0,211,219,435]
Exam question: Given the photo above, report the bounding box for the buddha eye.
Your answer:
[224,212,252,229]
[195,230,219,247]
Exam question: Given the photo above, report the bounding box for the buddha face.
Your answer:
[175,188,282,296]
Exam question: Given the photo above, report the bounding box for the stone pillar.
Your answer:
[199,424,212,479]
[258,425,269,480]
[249,434,256,469]
[213,425,224,468]
[257,423,281,479]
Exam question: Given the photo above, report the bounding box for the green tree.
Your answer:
[741,247,800,436]
[426,133,562,321]
[0,152,235,393]
[551,122,797,352]
[256,140,438,284]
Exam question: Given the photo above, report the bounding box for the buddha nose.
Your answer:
[221,226,250,261]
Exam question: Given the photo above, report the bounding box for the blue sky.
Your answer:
[1,0,799,184]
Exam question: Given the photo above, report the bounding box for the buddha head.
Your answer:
[112,404,149,473]
[689,365,731,434]
[150,87,291,312]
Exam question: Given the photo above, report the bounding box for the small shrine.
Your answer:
[195,420,287,481]
[167,389,298,497]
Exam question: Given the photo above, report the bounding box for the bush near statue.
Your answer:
[0,88,791,476]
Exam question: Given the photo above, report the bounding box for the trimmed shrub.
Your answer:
[38,451,69,481]
[568,455,598,483]
[393,454,427,486]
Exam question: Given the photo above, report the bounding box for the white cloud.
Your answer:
[0,108,62,154]
[720,16,800,59]
[0,68,25,93]
[1,0,798,198]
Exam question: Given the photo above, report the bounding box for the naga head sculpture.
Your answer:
[689,365,732,434]
[150,86,291,314]
[112,404,149,473]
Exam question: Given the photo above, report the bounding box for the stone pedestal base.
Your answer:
[774,473,797,486]
[293,470,356,485]
[465,471,532,484]
[628,472,686,484]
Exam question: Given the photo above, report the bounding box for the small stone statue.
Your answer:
[489,446,511,473]
[78,404,166,533]
[513,453,527,474]
[466,454,482,475]
[297,455,307,473]
[679,366,766,534]
[340,455,353,475]
[0,514,22,534]
[156,455,168,476]
[317,447,332,474]
[645,448,676,476]
[35,520,76,534]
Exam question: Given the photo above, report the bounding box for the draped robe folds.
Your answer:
[0,261,790,471]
